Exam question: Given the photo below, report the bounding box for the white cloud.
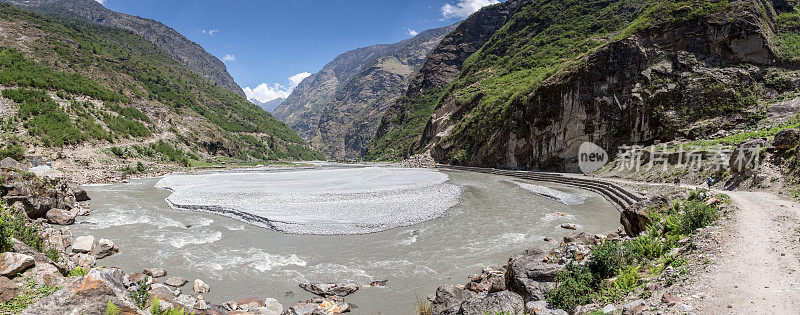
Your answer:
[441,0,500,19]
[244,72,312,103]
[201,29,219,36]
[222,54,236,62]
[406,28,419,37]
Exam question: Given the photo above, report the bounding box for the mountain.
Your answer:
[0,4,320,166]
[368,0,800,171]
[252,98,286,112]
[0,0,245,97]
[274,24,458,159]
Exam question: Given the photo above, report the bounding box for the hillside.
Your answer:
[0,0,245,97]
[367,0,800,171]
[274,24,457,159]
[0,4,319,181]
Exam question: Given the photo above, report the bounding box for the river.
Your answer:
[71,165,619,314]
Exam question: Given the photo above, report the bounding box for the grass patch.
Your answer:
[0,277,59,314]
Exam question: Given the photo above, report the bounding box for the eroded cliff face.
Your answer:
[275,25,457,159]
[426,0,782,171]
[0,0,245,96]
[371,0,796,171]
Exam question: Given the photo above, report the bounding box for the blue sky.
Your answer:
[97,0,501,103]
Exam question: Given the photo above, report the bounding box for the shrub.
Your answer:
[106,301,120,315]
[130,279,151,309]
[68,267,88,277]
[678,201,718,234]
[546,263,595,310]
[588,241,627,280]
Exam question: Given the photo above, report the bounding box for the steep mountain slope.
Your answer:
[0,4,319,171]
[0,0,245,97]
[369,0,800,171]
[367,0,528,161]
[274,24,457,159]
[252,98,286,113]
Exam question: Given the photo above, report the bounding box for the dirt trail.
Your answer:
[687,191,800,314]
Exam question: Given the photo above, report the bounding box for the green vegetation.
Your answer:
[776,6,800,61]
[0,277,59,314]
[546,190,725,310]
[0,199,49,253]
[129,280,151,309]
[68,267,89,278]
[690,115,800,146]
[366,92,443,161]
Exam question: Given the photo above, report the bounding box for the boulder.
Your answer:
[431,284,477,314]
[11,238,67,275]
[0,158,24,170]
[45,208,76,225]
[163,276,188,287]
[730,138,768,173]
[65,182,90,202]
[72,253,96,270]
[18,261,65,287]
[224,297,264,311]
[0,276,20,303]
[526,300,568,315]
[143,268,166,278]
[299,282,358,297]
[661,292,681,306]
[123,272,152,288]
[71,235,96,254]
[194,279,210,293]
[465,267,506,294]
[0,252,34,277]
[460,290,525,315]
[622,299,646,315]
[149,283,177,301]
[773,128,800,149]
[506,249,562,301]
[94,239,119,259]
[21,269,144,315]
[288,302,320,315]
[620,207,652,237]
[258,298,283,315]
[560,223,577,230]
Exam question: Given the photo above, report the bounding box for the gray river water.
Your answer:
[71,166,620,314]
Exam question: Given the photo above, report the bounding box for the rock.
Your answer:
[431,284,478,314]
[506,249,561,301]
[72,253,96,270]
[526,300,568,315]
[560,223,577,230]
[194,279,210,293]
[94,238,118,259]
[602,304,617,314]
[194,299,208,310]
[773,128,800,149]
[225,297,264,311]
[369,280,388,287]
[21,269,142,315]
[11,238,67,275]
[0,158,25,170]
[288,302,320,315]
[65,182,90,202]
[620,207,652,237]
[164,276,187,287]
[284,290,294,297]
[257,298,283,315]
[299,282,358,297]
[0,252,34,277]
[143,268,166,278]
[661,292,681,306]
[123,272,152,288]
[460,290,525,315]
[149,283,177,301]
[622,299,646,315]
[677,303,693,312]
[71,235,96,254]
[19,261,65,287]
[465,267,506,294]
[175,295,197,308]
[730,138,768,173]
[45,208,76,225]
[0,276,20,303]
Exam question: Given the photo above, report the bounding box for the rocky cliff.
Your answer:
[274,25,457,159]
[0,0,245,97]
[368,0,800,171]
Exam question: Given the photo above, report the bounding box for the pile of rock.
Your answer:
[290,282,360,313]
[402,153,437,168]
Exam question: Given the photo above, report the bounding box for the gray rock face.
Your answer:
[71,235,95,254]
[730,138,769,173]
[0,276,19,303]
[163,276,188,287]
[0,252,34,277]
[431,284,477,314]
[773,128,800,149]
[143,267,166,278]
[460,290,525,315]
[22,269,144,315]
[45,208,75,225]
[299,282,359,297]
[0,0,244,96]
[506,249,562,301]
